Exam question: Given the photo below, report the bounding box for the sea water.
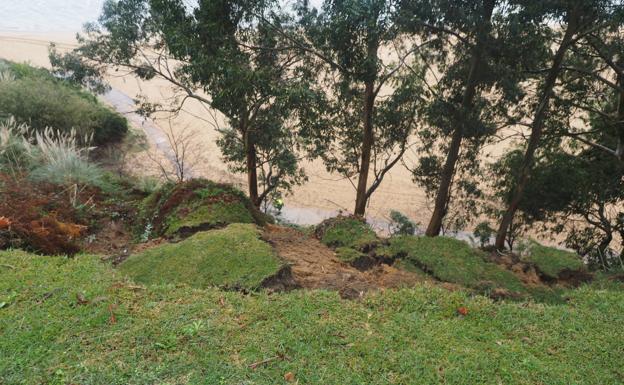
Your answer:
[0,0,106,33]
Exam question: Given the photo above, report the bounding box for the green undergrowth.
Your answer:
[520,241,585,279]
[389,236,526,294]
[2,250,624,384]
[317,216,378,249]
[120,224,282,290]
[140,179,270,239]
[335,246,365,263]
[0,60,128,145]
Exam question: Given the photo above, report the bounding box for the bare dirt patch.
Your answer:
[263,225,426,298]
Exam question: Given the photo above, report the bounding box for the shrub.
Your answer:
[389,210,417,236]
[0,61,128,145]
[28,127,104,187]
[0,117,34,174]
[473,221,495,248]
[1,118,106,188]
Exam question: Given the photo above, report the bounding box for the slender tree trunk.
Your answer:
[354,80,376,216]
[494,16,579,250]
[244,128,260,207]
[616,69,624,160]
[425,0,495,236]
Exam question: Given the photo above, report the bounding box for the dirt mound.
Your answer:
[140,179,270,239]
[0,173,136,255]
[263,225,425,298]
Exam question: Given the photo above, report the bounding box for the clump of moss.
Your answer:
[520,241,586,280]
[140,179,271,239]
[315,215,378,250]
[120,224,283,290]
[389,235,526,294]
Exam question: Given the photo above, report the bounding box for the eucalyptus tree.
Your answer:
[292,0,427,216]
[553,9,624,161]
[398,0,545,236]
[50,0,312,207]
[494,0,624,250]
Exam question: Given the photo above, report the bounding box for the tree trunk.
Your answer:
[244,128,260,207]
[354,80,376,216]
[425,0,495,236]
[494,15,579,250]
[616,69,624,160]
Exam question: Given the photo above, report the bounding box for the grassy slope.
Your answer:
[2,251,624,384]
[120,224,282,290]
[389,236,526,293]
[523,242,585,278]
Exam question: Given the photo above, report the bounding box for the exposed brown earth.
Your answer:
[263,224,427,298]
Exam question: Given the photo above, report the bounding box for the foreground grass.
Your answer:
[120,224,282,290]
[2,251,624,384]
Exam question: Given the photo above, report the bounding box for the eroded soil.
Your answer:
[263,225,427,298]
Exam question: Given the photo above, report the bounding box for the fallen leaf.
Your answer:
[457,306,469,316]
[284,372,295,382]
[108,303,117,324]
[0,216,11,229]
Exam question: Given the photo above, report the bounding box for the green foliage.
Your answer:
[389,235,525,293]
[317,216,378,249]
[389,210,417,236]
[0,117,33,175]
[335,246,365,263]
[2,250,624,384]
[28,127,105,187]
[295,0,427,213]
[140,179,268,239]
[120,224,283,290]
[0,118,107,188]
[0,61,127,145]
[521,241,585,279]
[59,0,311,205]
[473,221,494,248]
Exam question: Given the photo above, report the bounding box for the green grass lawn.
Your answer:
[120,224,283,290]
[2,250,624,384]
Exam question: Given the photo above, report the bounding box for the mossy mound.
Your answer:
[389,235,526,294]
[520,241,590,283]
[315,215,378,250]
[140,179,271,239]
[119,224,287,291]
